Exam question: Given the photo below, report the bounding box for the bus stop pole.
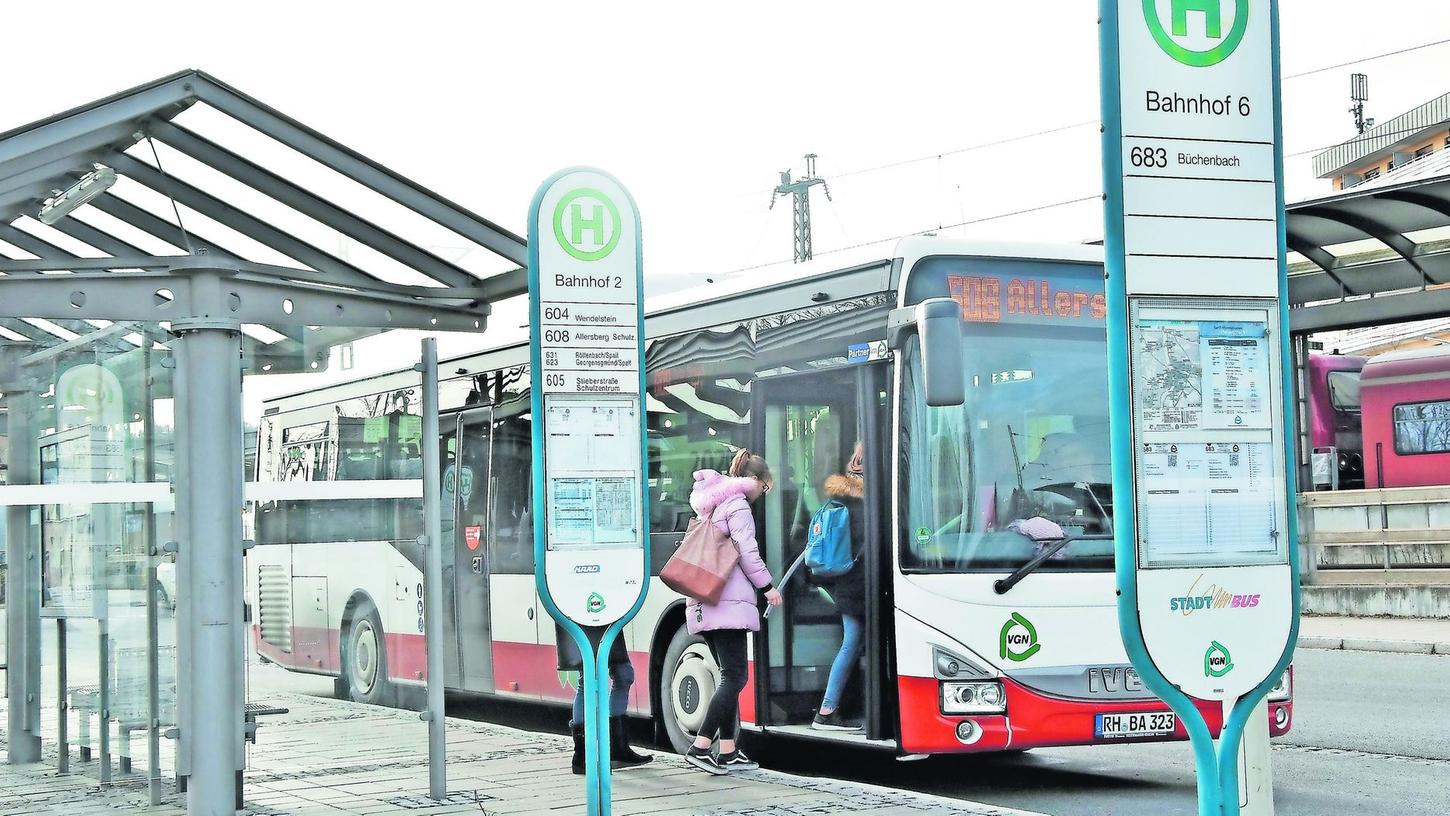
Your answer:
[419,338,447,800]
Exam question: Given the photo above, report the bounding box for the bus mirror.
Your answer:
[916,298,965,407]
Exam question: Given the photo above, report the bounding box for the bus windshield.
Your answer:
[901,321,1113,573]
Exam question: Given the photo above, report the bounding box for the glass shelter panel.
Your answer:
[1,322,177,790]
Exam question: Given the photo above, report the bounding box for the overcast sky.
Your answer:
[5,1,1450,404]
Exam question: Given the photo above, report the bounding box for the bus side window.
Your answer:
[486,411,535,574]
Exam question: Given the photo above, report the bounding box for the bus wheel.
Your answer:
[659,625,718,754]
[342,600,391,706]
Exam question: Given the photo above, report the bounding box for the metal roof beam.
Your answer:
[1291,285,1450,333]
[0,74,191,170]
[0,151,103,202]
[1292,205,1440,288]
[1376,189,1450,224]
[0,318,50,343]
[0,266,486,332]
[0,222,85,267]
[149,120,479,290]
[88,192,243,260]
[47,217,152,259]
[1285,232,1355,297]
[189,73,528,267]
[108,152,384,287]
[0,121,142,194]
[0,180,67,222]
[475,267,528,302]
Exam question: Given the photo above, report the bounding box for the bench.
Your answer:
[244,701,289,744]
[175,701,290,809]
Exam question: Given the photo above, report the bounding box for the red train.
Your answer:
[1308,346,1450,489]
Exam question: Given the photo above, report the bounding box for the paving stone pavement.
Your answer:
[1,690,1047,816]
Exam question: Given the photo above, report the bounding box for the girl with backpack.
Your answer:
[812,442,867,732]
[682,449,783,774]
[556,625,653,773]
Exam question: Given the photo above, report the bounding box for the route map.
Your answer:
[1136,321,1202,432]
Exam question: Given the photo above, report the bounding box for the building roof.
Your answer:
[1312,91,1450,179]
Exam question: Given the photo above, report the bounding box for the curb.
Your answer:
[1298,636,1450,655]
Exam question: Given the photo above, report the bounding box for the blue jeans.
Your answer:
[570,660,635,727]
[822,613,864,713]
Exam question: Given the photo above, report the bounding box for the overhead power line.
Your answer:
[1285,121,1450,159]
[723,194,1099,277]
[735,35,1450,198]
[1283,37,1450,80]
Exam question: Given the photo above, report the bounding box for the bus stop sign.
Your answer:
[1101,1,1299,813]
[528,168,649,816]
[528,168,649,628]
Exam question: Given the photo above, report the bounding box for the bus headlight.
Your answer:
[1268,668,1292,702]
[941,681,1006,715]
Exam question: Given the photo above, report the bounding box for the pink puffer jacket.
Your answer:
[685,470,774,634]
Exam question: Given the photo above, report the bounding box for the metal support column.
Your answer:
[4,382,42,764]
[173,312,244,816]
[418,338,446,799]
[1290,333,1311,488]
[143,342,164,805]
[56,622,68,773]
[98,619,112,783]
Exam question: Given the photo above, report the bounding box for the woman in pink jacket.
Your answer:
[683,450,782,775]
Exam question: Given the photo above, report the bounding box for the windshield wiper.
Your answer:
[993,533,1114,594]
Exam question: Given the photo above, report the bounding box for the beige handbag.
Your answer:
[659,515,739,604]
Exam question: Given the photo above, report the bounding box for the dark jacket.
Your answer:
[556,624,629,671]
[820,474,867,620]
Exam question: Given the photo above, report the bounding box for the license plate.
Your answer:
[1095,711,1176,739]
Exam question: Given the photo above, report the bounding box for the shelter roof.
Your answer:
[0,70,527,373]
[1286,162,1450,332]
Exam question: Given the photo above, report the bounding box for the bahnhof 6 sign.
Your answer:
[1105,0,1296,705]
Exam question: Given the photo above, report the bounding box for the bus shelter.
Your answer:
[1284,166,1450,479]
[0,70,525,814]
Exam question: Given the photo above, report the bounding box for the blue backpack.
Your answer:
[805,500,855,578]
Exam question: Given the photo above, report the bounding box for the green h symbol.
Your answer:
[570,201,608,247]
[1172,0,1222,38]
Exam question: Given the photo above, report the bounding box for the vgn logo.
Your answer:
[1204,640,1235,678]
[1143,0,1250,68]
[586,592,607,615]
[999,612,1041,662]
[553,187,621,262]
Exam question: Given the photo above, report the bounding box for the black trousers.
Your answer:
[699,629,749,741]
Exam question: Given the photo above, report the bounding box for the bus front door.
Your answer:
[443,407,495,692]
[755,366,888,738]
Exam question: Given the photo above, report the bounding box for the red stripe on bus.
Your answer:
[896,674,1293,754]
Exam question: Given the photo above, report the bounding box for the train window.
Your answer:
[1393,400,1450,455]
[1327,371,1362,412]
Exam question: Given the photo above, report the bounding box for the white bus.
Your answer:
[248,237,1294,755]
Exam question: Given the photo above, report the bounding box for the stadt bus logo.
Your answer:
[553,187,621,262]
[999,612,1041,662]
[1204,640,1235,678]
[1143,0,1250,68]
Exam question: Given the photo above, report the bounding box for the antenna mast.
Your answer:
[770,153,832,263]
[1350,73,1374,135]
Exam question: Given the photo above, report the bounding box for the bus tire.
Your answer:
[659,624,719,755]
[342,599,392,707]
